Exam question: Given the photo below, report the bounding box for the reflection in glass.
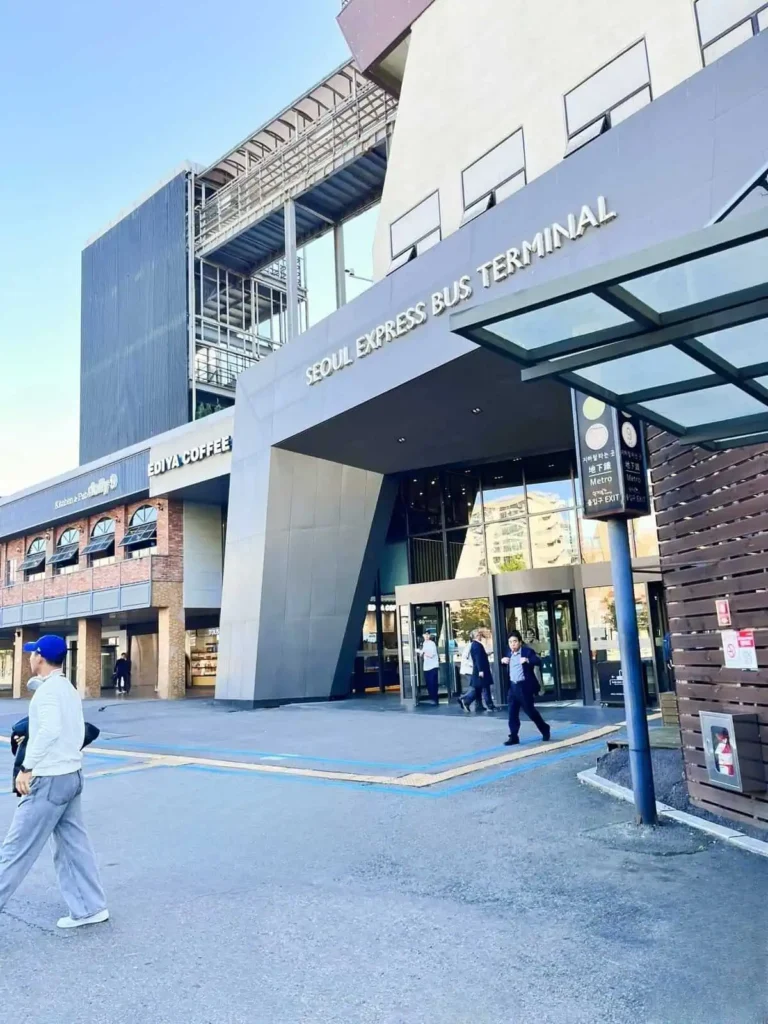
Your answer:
[526,479,575,514]
[640,384,766,428]
[446,527,487,578]
[553,597,580,692]
[486,294,633,352]
[579,513,611,563]
[481,461,525,522]
[505,600,554,694]
[530,511,579,568]
[404,472,442,533]
[486,520,531,574]
[443,471,482,529]
[399,607,413,701]
[448,599,493,697]
[584,585,655,700]
[632,512,660,558]
[622,236,768,313]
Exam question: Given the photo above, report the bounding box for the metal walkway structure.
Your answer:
[195,61,396,275]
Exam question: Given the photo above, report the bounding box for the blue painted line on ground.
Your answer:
[91,723,587,773]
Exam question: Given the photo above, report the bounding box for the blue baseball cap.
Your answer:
[23,635,68,662]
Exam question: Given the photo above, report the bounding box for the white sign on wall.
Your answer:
[721,629,758,671]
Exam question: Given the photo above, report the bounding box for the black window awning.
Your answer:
[19,551,46,572]
[119,524,157,548]
[82,534,116,556]
[48,543,81,567]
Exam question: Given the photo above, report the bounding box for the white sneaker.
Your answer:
[57,909,110,929]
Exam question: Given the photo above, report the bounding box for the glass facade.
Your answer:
[395,451,658,584]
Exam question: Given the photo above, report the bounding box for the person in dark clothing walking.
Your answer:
[113,653,131,696]
[502,630,550,745]
[458,630,496,712]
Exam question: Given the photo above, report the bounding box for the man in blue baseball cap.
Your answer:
[0,635,109,930]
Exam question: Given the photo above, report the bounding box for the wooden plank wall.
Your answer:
[648,427,768,830]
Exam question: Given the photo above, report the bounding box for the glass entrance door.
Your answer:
[411,603,453,704]
[503,594,582,702]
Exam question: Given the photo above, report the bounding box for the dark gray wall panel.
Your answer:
[80,173,190,463]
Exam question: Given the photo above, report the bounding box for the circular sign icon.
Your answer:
[582,397,605,421]
[621,421,638,448]
[726,641,737,660]
[585,423,610,451]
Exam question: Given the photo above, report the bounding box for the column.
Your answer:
[156,584,186,699]
[284,198,299,342]
[77,618,102,699]
[13,628,37,698]
[334,221,347,310]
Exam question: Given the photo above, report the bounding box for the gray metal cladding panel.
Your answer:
[80,172,190,464]
[0,450,150,538]
[92,588,120,614]
[22,602,44,624]
[67,593,93,618]
[44,598,67,621]
[3,605,22,627]
[120,582,151,609]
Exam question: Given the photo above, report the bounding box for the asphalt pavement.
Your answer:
[0,696,765,1023]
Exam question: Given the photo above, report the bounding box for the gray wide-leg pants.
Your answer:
[0,771,107,920]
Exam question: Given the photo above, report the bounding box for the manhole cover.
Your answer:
[582,819,714,856]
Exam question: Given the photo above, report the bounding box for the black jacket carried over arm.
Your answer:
[11,717,100,796]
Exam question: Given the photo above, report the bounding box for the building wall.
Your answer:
[372,0,702,276]
[80,172,190,462]
[183,503,224,609]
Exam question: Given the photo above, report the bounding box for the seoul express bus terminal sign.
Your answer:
[305,196,617,386]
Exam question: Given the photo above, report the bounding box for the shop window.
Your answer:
[584,585,655,701]
[529,511,579,569]
[120,505,158,558]
[446,527,487,578]
[20,538,47,581]
[461,129,526,225]
[485,520,531,574]
[83,518,116,566]
[50,529,81,575]
[4,558,17,587]
[695,0,768,65]
[578,512,611,564]
[387,192,441,274]
[564,40,651,157]
[524,452,576,514]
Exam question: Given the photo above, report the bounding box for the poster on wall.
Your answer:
[572,392,650,520]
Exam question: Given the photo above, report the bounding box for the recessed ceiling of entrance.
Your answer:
[451,207,768,449]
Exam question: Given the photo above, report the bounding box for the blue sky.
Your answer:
[0,0,353,495]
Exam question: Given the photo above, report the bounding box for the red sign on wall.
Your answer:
[715,599,731,627]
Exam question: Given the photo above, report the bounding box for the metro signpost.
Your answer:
[572,393,657,825]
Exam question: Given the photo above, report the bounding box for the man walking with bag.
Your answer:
[502,630,550,745]
[0,635,109,930]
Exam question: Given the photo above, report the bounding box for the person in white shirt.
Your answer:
[0,635,109,930]
[418,633,440,705]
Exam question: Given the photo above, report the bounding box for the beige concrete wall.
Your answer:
[373,0,702,277]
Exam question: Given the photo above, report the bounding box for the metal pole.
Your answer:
[607,517,657,824]
[334,221,347,310]
[284,198,299,341]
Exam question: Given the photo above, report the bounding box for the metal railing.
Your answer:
[195,80,396,256]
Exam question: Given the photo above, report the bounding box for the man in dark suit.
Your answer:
[502,630,550,745]
[458,630,495,712]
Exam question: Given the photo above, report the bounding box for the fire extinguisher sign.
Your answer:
[721,629,758,671]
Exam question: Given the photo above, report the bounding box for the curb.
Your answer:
[577,767,768,859]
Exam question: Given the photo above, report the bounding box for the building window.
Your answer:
[564,40,651,157]
[4,558,17,587]
[387,192,441,274]
[119,505,158,558]
[695,0,768,65]
[461,129,526,225]
[20,538,47,581]
[49,529,81,575]
[82,517,116,566]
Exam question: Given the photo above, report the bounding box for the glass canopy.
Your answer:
[450,201,768,447]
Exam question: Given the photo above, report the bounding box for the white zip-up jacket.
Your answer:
[23,672,85,777]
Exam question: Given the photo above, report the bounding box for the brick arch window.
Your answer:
[120,505,158,559]
[50,528,81,576]
[83,517,116,567]
[20,537,47,581]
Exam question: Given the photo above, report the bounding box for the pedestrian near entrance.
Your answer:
[113,652,131,695]
[502,630,550,745]
[418,633,440,705]
[0,635,109,930]
[458,630,495,712]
